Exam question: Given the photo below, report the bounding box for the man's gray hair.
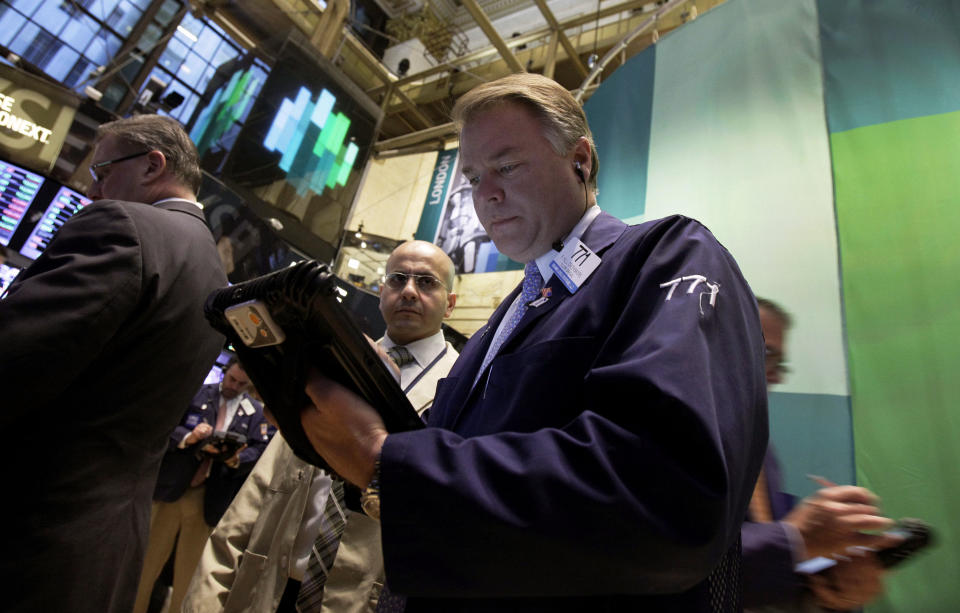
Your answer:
[451,73,599,191]
[96,114,202,193]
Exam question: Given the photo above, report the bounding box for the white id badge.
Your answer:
[549,239,601,294]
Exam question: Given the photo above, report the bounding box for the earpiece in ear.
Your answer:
[573,161,584,183]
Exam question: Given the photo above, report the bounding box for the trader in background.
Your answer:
[297,73,768,611]
[183,240,460,613]
[134,357,272,613]
[0,114,227,613]
[743,298,898,611]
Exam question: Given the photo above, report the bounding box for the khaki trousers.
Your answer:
[133,486,212,613]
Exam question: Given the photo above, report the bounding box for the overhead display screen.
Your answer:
[220,32,381,247]
[0,159,44,247]
[18,185,91,260]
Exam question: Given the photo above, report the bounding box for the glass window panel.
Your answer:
[22,29,60,68]
[95,28,123,57]
[99,80,128,111]
[142,65,172,93]
[107,1,144,37]
[158,38,187,72]
[44,45,80,81]
[6,0,38,18]
[60,13,98,50]
[128,0,152,10]
[192,25,220,57]
[177,51,206,88]
[154,0,180,27]
[137,22,163,50]
[8,21,41,58]
[211,41,237,68]
[119,53,145,82]
[195,64,217,95]
[65,56,94,89]
[161,89,196,124]
[31,3,69,34]
[84,0,121,21]
[0,9,27,48]
[81,35,112,66]
[177,11,201,39]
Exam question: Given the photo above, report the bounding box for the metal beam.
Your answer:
[367,0,653,97]
[575,0,689,102]
[543,31,559,80]
[532,0,588,78]
[459,0,525,73]
[374,122,457,153]
[390,84,435,130]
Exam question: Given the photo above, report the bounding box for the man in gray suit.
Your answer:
[183,240,459,613]
[0,114,227,613]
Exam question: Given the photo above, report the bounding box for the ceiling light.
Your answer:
[176,25,199,43]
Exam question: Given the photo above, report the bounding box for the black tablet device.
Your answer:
[202,431,248,461]
[204,260,423,470]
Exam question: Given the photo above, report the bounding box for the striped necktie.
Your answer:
[387,345,415,367]
[297,480,347,611]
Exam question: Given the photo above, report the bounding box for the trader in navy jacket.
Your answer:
[299,73,768,612]
[743,298,895,611]
[133,358,272,613]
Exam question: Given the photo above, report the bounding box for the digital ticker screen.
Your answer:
[19,185,91,259]
[0,160,44,247]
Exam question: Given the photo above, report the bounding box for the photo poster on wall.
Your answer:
[414,148,522,274]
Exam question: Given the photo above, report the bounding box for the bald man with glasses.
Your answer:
[0,114,227,613]
[184,241,459,613]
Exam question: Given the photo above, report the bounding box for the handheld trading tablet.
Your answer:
[204,261,424,470]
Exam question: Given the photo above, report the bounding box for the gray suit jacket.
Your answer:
[0,198,227,613]
[183,340,459,613]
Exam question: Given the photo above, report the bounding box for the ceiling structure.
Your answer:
[193,0,727,157]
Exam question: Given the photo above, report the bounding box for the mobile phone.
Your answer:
[225,299,286,348]
[876,518,933,568]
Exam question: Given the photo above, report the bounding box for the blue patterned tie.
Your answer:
[476,261,543,382]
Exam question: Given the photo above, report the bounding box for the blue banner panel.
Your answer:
[583,44,655,221]
[818,0,960,133]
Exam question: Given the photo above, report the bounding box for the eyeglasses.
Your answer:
[89,151,151,182]
[383,271,447,292]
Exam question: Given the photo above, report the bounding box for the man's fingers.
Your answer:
[840,513,897,533]
[817,485,880,505]
[819,500,880,516]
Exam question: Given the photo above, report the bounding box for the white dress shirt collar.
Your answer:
[533,204,602,282]
[153,196,203,209]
